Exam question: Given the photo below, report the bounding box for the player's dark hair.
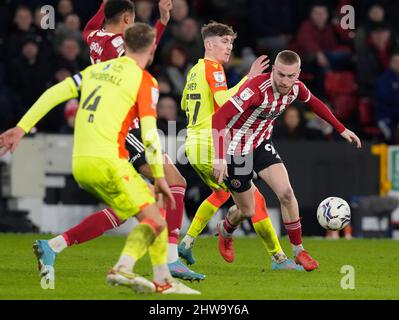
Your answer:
[104,0,135,24]
[201,21,237,40]
[124,22,155,53]
[276,50,301,66]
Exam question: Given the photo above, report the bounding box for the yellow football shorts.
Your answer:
[185,139,228,191]
[72,156,155,221]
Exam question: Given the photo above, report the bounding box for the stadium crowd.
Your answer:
[0,0,399,144]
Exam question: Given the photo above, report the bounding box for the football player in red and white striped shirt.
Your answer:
[212,50,361,271]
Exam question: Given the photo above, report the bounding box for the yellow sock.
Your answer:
[148,228,168,266]
[252,218,282,256]
[187,199,218,238]
[122,223,156,261]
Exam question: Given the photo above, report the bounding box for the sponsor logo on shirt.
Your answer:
[111,36,124,48]
[240,88,254,101]
[151,87,159,109]
[259,109,284,120]
[232,96,244,107]
[213,71,225,83]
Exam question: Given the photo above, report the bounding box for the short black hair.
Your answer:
[104,0,135,24]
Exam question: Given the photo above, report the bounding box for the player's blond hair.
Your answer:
[275,50,301,67]
[124,23,155,53]
[201,21,237,40]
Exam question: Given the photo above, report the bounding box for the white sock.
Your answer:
[293,244,304,257]
[153,264,172,284]
[167,243,179,264]
[48,235,68,253]
[114,254,136,273]
[182,235,195,249]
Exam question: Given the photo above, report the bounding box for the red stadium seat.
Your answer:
[329,94,358,122]
[358,97,374,126]
[358,97,383,137]
[324,71,357,96]
[324,71,358,122]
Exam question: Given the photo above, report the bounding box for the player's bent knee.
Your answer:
[277,186,295,205]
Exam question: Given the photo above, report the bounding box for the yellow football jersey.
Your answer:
[181,58,228,143]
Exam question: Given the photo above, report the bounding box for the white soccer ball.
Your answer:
[317,197,351,231]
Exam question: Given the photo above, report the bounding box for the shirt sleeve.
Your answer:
[154,20,166,45]
[137,71,164,178]
[82,2,105,44]
[18,77,80,133]
[297,81,311,103]
[205,61,228,96]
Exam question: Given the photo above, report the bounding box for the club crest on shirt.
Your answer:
[287,95,295,104]
[230,179,242,189]
[240,88,254,101]
[213,71,225,83]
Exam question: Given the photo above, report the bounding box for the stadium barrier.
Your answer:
[1,134,398,237]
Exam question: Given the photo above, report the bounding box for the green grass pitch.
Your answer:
[0,233,398,300]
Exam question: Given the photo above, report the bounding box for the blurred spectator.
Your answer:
[157,95,185,135]
[0,62,21,131]
[53,13,85,51]
[373,52,399,143]
[164,45,193,97]
[357,23,398,97]
[9,37,50,116]
[354,4,391,52]
[56,0,74,24]
[54,67,72,83]
[274,105,323,140]
[53,37,86,75]
[250,0,294,60]
[169,0,189,35]
[0,3,12,61]
[157,75,173,95]
[292,4,346,96]
[162,17,203,65]
[7,5,40,59]
[135,0,156,25]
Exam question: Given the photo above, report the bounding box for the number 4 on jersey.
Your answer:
[82,85,102,123]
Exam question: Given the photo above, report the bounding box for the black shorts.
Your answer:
[125,128,147,171]
[224,139,283,193]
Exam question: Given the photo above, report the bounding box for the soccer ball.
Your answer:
[317,197,351,231]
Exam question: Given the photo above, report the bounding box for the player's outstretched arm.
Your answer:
[154,0,172,44]
[82,2,106,43]
[0,127,25,156]
[0,78,79,157]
